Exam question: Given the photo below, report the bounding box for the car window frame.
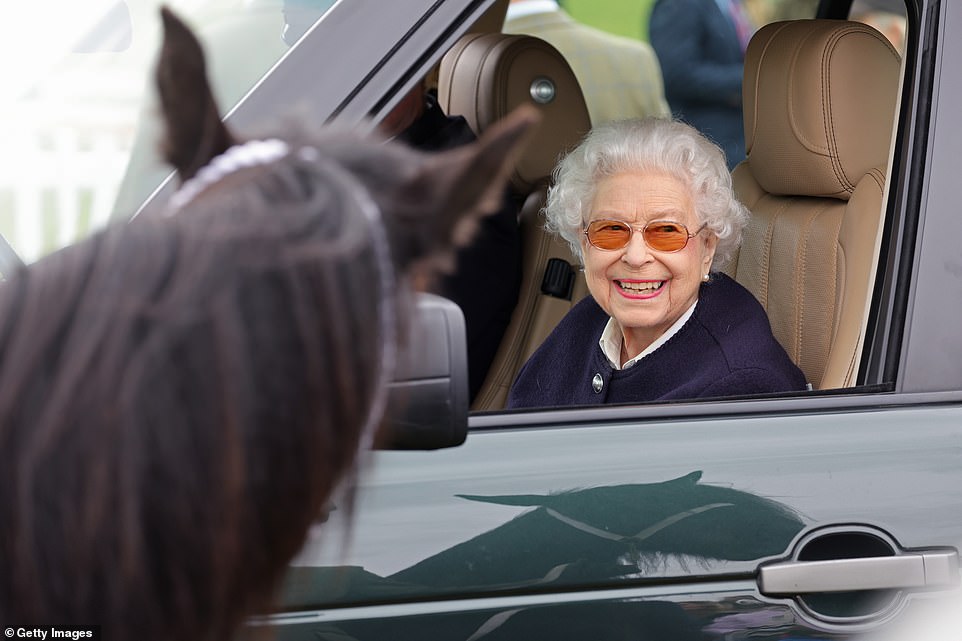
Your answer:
[811,0,962,398]
[299,0,954,413]
[470,387,962,431]
[475,0,949,424]
[862,0,962,396]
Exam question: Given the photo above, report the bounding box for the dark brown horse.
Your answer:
[0,8,536,641]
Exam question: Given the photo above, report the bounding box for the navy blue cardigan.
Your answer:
[506,274,807,408]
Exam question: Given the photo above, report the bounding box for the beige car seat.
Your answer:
[437,33,591,410]
[729,19,901,389]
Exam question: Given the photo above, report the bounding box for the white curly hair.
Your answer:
[544,118,749,270]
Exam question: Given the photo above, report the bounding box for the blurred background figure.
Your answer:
[503,0,670,125]
[647,0,754,169]
[851,0,906,53]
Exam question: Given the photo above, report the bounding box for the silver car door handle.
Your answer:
[758,550,959,595]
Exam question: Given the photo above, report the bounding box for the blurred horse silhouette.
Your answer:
[0,7,536,641]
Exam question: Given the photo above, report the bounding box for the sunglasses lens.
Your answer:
[644,222,689,252]
[586,220,631,250]
[586,220,694,252]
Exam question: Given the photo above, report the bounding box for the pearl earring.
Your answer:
[702,273,710,282]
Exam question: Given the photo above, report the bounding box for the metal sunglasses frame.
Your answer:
[583,219,708,253]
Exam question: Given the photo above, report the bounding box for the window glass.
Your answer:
[850,0,907,53]
[0,0,337,267]
[484,0,908,411]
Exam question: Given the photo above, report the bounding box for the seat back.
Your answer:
[437,33,591,410]
[730,19,900,389]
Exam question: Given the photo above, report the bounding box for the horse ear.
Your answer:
[156,6,235,181]
[403,105,541,280]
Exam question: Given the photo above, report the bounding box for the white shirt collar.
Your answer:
[599,300,698,370]
[505,0,560,20]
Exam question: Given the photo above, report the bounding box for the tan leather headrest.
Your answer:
[743,20,900,200]
[438,33,591,192]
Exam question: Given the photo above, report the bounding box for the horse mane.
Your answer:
[0,153,390,640]
[0,6,538,641]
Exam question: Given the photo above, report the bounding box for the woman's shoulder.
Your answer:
[702,271,759,300]
[514,294,608,370]
[694,272,777,342]
[697,272,770,328]
[692,272,807,390]
[553,293,609,336]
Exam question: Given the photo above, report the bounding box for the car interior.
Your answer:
[428,0,907,412]
[438,30,592,411]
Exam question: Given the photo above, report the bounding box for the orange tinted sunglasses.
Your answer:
[584,219,706,253]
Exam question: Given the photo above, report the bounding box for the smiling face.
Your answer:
[582,170,718,358]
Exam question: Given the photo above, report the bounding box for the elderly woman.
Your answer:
[507,118,806,408]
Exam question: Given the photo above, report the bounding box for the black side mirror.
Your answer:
[379,294,469,450]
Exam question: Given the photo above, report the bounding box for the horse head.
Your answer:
[0,7,537,641]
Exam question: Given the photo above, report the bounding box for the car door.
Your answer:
[248,393,961,641]
[230,0,962,639]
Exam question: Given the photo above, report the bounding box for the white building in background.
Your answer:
[0,0,289,267]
